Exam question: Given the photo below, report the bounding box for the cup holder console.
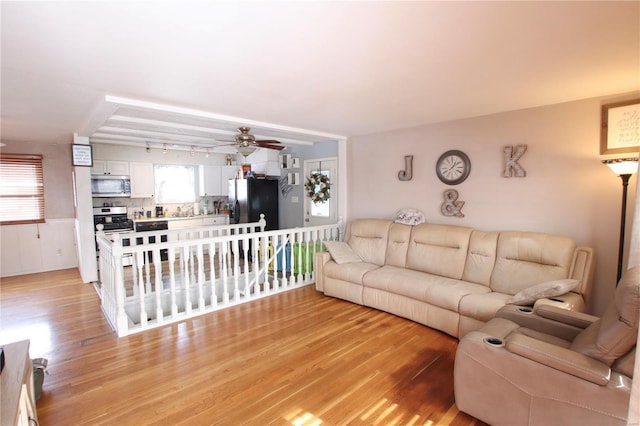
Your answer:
[483,337,505,347]
[518,307,533,313]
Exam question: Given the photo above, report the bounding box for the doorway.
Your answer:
[303,158,337,227]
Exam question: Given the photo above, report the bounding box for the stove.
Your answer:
[93,206,134,267]
[93,206,133,232]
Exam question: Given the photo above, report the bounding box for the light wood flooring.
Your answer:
[0,268,486,426]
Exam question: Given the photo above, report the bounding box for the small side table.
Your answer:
[0,340,38,426]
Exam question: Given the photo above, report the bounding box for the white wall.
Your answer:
[348,94,639,316]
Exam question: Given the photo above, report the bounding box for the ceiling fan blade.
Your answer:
[212,142,239,148]
[256,141,285,150]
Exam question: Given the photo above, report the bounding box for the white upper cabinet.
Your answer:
[220,165,238,196]
[129,162,155,198]
[199,166,222,196]
[199,165,238,196]
[91,160,129,175]
[246,149,281,177]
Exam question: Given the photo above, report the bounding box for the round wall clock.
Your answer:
[436,150,471,185]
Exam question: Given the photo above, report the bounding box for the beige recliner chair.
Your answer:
[454,266,639,426]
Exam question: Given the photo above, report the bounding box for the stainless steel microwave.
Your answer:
[91,175,131,197]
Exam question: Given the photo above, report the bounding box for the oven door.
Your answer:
[100,231,134,267]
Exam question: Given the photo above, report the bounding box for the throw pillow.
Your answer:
[324,241,362,264]
[394,208,426,225]
[507,279,580,306]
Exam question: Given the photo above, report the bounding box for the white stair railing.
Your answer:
[96,217,341,337]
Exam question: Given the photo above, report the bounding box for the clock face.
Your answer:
[436,150,471,185]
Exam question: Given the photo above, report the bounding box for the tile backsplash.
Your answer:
[93,196,229,218]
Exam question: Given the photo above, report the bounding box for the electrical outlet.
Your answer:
[291,196,299,203]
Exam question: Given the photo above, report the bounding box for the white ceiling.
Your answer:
[1,1,639,149]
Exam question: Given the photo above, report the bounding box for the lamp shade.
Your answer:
[602,158,639,176]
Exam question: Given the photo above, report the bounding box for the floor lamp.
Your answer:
[602,158,639,284]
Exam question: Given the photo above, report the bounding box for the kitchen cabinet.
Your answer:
[166,216,229,230]
[199,165,238,196]
[166,215,228,242]
[246,149,281,177]
[168,218,203,229]
[129,162,155,198]
[199,166,221,196]
[203,216,228,226]
[91,160,129,175]
[220,165,238,196]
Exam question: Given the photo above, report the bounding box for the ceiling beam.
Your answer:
[103,95,346,141]
[97,125,219,144]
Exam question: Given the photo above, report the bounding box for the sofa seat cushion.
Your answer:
[459,292,512,322]
[324,260,380,285]
[363,265,490,311]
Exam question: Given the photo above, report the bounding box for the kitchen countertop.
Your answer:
[133,214,229,223]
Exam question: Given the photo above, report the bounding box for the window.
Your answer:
[0,154,45,224]
[154,164,197,203]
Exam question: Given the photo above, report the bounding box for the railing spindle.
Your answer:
[209,242,218,308]
[196,242,205,310]
[168,247,178,318]
[182,245,192,314]
[154,248,163,324]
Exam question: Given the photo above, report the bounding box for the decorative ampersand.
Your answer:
[441,189,465,217]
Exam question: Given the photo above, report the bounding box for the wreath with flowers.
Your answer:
[305,172,331,203]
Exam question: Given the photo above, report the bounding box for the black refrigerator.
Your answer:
[228,178,279,230]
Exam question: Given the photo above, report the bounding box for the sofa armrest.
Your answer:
[314,251,332,292]
[570,246,594,302]
[533,290,585,312]
[534,304,599,328]
[506,333,611,385]
[496,305,586,341]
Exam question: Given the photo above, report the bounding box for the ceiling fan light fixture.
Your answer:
[237,145,257,156]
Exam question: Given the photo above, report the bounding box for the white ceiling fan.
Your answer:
[217,127,286,156]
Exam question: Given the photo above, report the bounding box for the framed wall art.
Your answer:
[71,144,93,167]
[600,98,640,154]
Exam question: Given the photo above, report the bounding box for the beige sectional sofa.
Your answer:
[314,219,594,338]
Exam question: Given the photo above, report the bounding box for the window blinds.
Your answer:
[0,153,45,224]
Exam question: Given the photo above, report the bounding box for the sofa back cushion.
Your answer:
[490,231,576,295]
[385,222,412,267]
[406,223,473,279]
[462,230,499,286]
[345,219,392,266]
